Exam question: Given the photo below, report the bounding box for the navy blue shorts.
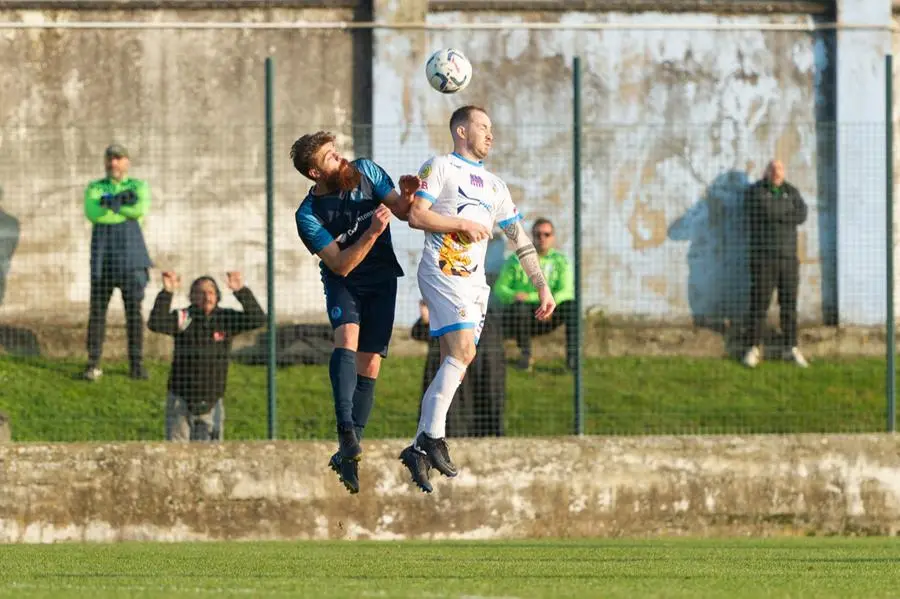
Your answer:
[323,276,398,357]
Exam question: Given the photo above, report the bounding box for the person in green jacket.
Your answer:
[494,217,576,371]
[83,144,153,381]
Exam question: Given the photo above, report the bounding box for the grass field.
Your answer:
[0,354,888,441]
[0,538,898,598]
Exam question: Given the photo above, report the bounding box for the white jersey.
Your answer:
[414,152,522,286]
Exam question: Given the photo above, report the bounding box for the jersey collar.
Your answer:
[452,152,484,168]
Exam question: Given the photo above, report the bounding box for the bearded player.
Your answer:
[400,106,557,493]
[292,131,419,494]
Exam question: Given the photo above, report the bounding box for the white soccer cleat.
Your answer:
[742,346,761,368]
[789,347,809,368]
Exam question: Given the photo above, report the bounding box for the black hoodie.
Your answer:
[148,287,265,409]
[744,179,808,259]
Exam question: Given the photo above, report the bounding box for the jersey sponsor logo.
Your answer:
[457,188,492,214]
[470,174,483,188]
[334,208,376,244]
[438,232,478,277]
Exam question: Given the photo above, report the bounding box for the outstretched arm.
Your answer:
[380,175,421,221]
[502,220,556,320]
[407,198,491,243]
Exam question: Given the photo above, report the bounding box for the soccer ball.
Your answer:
[425,48,472,94]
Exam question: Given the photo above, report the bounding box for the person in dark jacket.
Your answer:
[83,144,154,381]
[148,270,265,441]
[742,159,809,368]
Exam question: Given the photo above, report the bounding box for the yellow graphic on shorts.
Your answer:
[437,232,476,277]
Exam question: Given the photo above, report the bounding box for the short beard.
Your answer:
[326,161,362,192]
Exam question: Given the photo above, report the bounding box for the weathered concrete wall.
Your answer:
[374,9,838,327]
[0,5,357,322]
[1,2,890,330]
[2,436,900,542]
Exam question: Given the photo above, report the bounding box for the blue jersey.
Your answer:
[295,158,404,284]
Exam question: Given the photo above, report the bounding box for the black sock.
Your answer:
[329,348,357,430]
[352,375,377,440]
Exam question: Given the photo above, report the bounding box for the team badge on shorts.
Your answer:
[330,306,343,320]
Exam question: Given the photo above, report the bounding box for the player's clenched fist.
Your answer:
[398,174,421,196]
[368,203,392,236]
[456,219,491,244]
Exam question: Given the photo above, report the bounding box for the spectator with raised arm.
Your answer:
[148,271,266,442]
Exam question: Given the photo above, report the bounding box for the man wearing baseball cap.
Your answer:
[82,143,153,381]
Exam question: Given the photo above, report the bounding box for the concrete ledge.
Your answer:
[0,1,355,9]
[428,1,832,15]
[2,435,900,543]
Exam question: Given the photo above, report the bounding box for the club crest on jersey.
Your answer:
[470,174,483,188]
[419,160,433,179]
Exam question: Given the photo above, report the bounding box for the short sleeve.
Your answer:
[354,158,395,201]
[494,181,522,229]
[295,201,334,255]
[414,156,444,204]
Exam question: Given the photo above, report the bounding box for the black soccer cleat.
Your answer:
[328,451,342,477]
[415,432,458,478]
[338,426,362,461]
[399,445,433,493]
[328,450,360,495]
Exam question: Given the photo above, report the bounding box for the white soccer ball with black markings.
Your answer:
[425,48,472,94]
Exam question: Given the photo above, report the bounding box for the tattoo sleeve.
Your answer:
[504,221,547,290]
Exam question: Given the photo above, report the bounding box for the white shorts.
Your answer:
[418,272,490,344]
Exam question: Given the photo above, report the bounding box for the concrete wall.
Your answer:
[374,7,842,327]
[0,4,358,323]
[0,1,892,328]
[2,436,900,542]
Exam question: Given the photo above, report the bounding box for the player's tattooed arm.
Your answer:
[503,220,547,291]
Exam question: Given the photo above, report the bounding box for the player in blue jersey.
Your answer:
[292,131,418,495]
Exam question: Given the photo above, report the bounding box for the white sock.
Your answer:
[414,356,467,443]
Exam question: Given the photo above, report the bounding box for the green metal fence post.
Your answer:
[265,56,277,440]
[887,54,896,433]
[573,56,584,436]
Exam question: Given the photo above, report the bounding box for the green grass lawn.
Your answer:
[0,355,889,441]
[0,538,898,598]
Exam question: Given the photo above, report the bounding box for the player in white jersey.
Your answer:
[399,105,557,493]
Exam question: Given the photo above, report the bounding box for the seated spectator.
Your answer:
[148,271,265,442]
[494,217,576,371]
